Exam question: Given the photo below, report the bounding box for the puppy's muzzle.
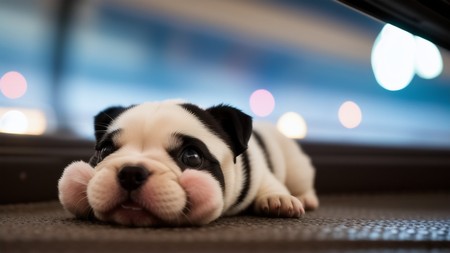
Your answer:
[118,166,151,191]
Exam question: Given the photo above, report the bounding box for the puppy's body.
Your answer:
[58,100,318,226]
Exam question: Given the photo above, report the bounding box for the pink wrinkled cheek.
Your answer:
[58,161,94,218]
[179,169,223,224]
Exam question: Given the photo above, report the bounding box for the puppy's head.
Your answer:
[61,101,252,226]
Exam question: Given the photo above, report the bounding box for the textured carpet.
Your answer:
[1,193,449,253]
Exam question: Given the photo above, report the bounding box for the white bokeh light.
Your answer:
[338,101,362,129]
[414,36,443,79]
[277,112,307,139]
[371,24,415,91]
[372,24,443,91]
[0,110,29,134]
[0,108,46,135]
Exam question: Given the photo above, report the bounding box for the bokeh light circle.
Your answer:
[249,89,275,117]
[277,112,307,139]
[0,110,29,134]
[0,71,28,99]
[338,101,362,129]
[414,36,443,79]
[372,24,443,91]
[371,24,415,91]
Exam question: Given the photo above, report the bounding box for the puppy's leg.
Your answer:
[296,189,319,210]
[283,145,319,210]
[253,172,305,218]
[275,132,319,210]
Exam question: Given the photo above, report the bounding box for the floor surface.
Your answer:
[1,193,449,253]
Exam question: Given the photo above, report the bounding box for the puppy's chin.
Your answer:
[96,204,160,227]
[87,168,224,227]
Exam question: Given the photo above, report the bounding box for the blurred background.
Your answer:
[1,0,449,149]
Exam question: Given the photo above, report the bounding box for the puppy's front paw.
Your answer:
[254,194,305,218]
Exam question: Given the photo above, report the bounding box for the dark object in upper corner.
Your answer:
[337,0,450,50]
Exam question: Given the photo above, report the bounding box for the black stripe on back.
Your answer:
[253,131,274,173]
[233,150,251,207]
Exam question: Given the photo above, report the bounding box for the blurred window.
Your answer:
[1,0,449,149]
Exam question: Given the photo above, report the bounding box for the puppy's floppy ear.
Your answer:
[93,106,128,142]
[206,104,253,158]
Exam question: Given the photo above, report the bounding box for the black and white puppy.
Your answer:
[58,100,319,226]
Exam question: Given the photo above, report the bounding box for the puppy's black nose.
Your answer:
[118,166,150,191]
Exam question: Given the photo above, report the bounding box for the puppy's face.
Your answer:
[85,101,252,226]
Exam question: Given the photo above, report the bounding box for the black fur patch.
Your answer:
[206,104,253,159]
[168,134,225,192]
[90,105,134,166]
[180,103,253,161]
[93,105,134,142]
[233,150,251,208]
[253,131,274,173]
[89,129,121,166]
[180,103,231,148]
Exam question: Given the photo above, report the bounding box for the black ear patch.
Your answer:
[180,103,253,161]
[206,104,253,158]
[93,106,129,142]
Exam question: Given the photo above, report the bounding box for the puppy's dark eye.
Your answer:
[181,148,203,168]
